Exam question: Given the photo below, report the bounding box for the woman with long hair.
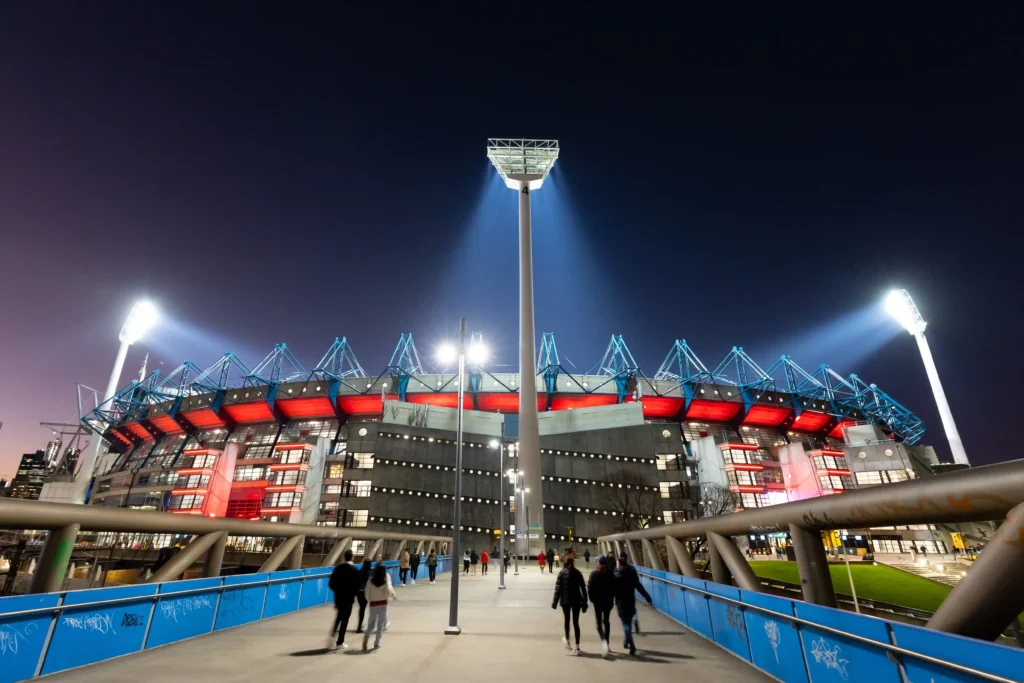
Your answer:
[363,561,397,650]
[552,555,588,655]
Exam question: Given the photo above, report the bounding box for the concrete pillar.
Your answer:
[366,538,385,563]
[150,532,225,583]
[666,536,699,578]
[707,536,732,585]
[613,540,623,559]
[391,540,408,561]
[414,540,424,555]
[624,539,639,564]
[320,537,353,567]
[29,523,78,594]
[790,524,837,607]
[202,532,228,578]
[287,535,305,570]
[928,503,1024,640]
[257,535,304,574]
[708,532,761,592]
[641,538,665,571]
[27,558,37,574]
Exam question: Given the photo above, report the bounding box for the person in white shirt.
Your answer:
[363,562,398,650]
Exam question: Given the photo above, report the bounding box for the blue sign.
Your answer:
[215,574,268,631]
[146,578,222,649]
[706,582,751,660]
[42,584,157,675]
[0,593,59,683]
[742,591,809,683]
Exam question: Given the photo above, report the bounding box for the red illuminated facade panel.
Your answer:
[276,396,335,419]
[147,414,184,435]
[167,444,238,517]
[223,401,275,424]
[742,404,792,427]
[180,407,225,429]
[791,410,830,432]
[686,399,742,422]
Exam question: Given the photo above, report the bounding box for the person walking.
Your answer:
[503,548,510,571]
[470,549,479,575]
[399,549,411,586]
[587,554,616,658]
[480,548,490,575]
[583,549,591,567]
[463,550,471,575]
[363,562,397,651]
[614,552,653,656]
[545,548,555,574]
[327,549,361,651]
[552,555,588,655]
[537,550,546,573]
[427,550,438,584]
[355,558,371,633]
[409,549,421,585]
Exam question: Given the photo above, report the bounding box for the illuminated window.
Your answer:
[656,454,683,471]
[326,463,345,479]
[263,491,302,508]
[242,444,274,460]
[341,509,369,528]
[345,453,375,469]
[167,494,205,510]
[175,474,210,489]
[341,480,372,497]
[659,482,686,499]
[234,466,268,482]
[270,469,306,486]
[818,475,853,490]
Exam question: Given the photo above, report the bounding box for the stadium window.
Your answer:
[326,464,345,479]
[656,454,681,470]
[342,480,372,497]
[345,453,375,469]
[659,482,685,499]
[341,509,369,528]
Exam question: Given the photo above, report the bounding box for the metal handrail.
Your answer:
[639,570,1019,683]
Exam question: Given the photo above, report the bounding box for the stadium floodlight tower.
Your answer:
[487,138,559,557]
[885,288,969,466]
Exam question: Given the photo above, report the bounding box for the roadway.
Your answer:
[45,562,768,682]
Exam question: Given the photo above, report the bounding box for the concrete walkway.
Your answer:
[45,564,769,682]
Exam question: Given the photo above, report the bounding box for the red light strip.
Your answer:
[824,469,851,477]
[819,449,845,456]
[726,463,764,472]
[171,488,209,496]
[176,468,214,476]
[274,444,311,451]
[260,507,302,512]
[729,485,766,493]
[722,443,761,451]
[269,463,309,471]
[183,448,216,455]
[265,485,305,492]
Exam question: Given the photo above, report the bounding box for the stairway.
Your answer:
[884,561,966,588]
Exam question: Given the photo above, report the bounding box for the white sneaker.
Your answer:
[572,647,580,656]
[384,621,390,631]
[562,636,570,650]
[601,640,611,658]
[341,643,350,650]
[411,580,415,585]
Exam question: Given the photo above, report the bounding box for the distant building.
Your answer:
[44,440,63,468]
[10,451,49,500]
[0,478,9,497]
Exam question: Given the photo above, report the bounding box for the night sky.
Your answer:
[2,4,1022,480]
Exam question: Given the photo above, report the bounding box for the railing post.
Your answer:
[258,535,304,573]
[150,532,225,583]
[789,524,837,607]
[666,536,699,578]
[708,532,761,592]
[641,538,665,571]
[320,537,353,567]
[288,535,305,570]
[29,523,79,594]
[202,531,228,578]
[707,535,732,585]
[927,502,1024,640]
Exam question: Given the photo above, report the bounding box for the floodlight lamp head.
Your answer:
[884,289,927,335]
[486,138,559,190]
[489,439,499,449]
[467,341,488,366]
[437,343,457,365]
[119,300,159,344]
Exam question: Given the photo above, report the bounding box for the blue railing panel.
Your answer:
[262,569,304,619]
[705,582,751,661]
[794,601,901,683]
[214,573,269,631]
[0,594,60,683]
[890,622,1024,683]
[680,576,714,639]
[146,577,222,649]
[41,584,157,675]
[741,590,809,683]
[299,568,332,609]
[663,572,690,626]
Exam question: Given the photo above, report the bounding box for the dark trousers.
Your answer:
[410,563,419,580]
[482,562,488,574]
[331,600,354,645]
[594,606,612,643]
[620,611,636,649]
[428,565,436,581]
[562,604,581,645]
[400,567,409,584]
[548,561,553,573]
[355,592,367,631]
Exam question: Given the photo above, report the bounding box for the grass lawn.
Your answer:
[749,561,952,613]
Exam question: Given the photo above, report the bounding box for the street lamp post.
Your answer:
[884,289,969,466]
[487,139,559,557]
[73,301,159,504]
[490,438,507,590]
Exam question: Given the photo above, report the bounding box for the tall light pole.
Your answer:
[490,438,507,590]
[487,138,559,557]
[73,301,159,504]
[884,289,969,466]
[439,319,488,634]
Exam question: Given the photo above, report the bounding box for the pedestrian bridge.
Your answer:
[1,560,1021,683]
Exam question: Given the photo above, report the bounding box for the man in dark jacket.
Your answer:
[545,548,555,573]
[583,549,591,567]
[587,555,616,658]
[552,556,588,654]
[614,552,652,656]
[327,550,362,650]
[409,550,421,585]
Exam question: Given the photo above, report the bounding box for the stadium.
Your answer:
[79,332,952,558]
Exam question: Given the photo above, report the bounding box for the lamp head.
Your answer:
[467,341,489,366]
[436,343,457,365]
[489,439,499,449]
[884,289,927,335]
[119,301,159,344]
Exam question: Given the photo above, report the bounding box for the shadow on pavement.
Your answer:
[288,648,331,657]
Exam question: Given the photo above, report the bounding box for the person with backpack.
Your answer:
[552,555,588,655]
[426,550,438,584]
[409,549,421,585]
[587,554,616,658]
[363,561,398,651]
[327,549,361,651]
[614,552,653,656]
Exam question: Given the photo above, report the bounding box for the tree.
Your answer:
[690,483,735,577]
[599,471,664,534]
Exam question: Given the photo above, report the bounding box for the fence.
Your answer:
[634,565,1022,683]
[0,556,452,683]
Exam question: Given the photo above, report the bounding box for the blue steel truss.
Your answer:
[763,355,828,416]
[244,344,307,389]
[191,352,252,394]
[709,347,772,419]
[596,335,638,403]
[387,333,425,401]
